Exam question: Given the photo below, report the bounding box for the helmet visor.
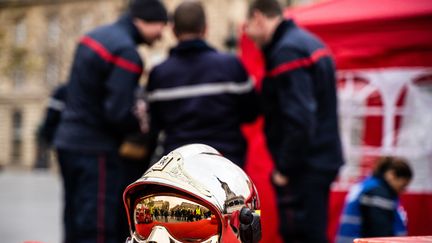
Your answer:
[133,194,220,242]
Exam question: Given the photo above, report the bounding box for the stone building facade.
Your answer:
[0,0,315,169]
[0,0,127,169]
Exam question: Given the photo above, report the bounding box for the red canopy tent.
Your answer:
[240,0,432,242]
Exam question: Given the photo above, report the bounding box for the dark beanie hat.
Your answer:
[129,0,168,22]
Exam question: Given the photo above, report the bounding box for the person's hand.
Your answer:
[134,100,147,118]
[134,100,149,133]
[272,169,289,186]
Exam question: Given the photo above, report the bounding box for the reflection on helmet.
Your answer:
[134,195,219,241]
[123,144,261,243]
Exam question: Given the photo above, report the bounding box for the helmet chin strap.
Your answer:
[239,207,262,243]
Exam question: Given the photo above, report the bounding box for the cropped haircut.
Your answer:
[373,156,413,179]
[173,0,206,36]
[248,0,283,18]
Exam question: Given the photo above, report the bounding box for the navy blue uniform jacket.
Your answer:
[262,20,344,176]
[146,39,258,167]
[55,14,143,152]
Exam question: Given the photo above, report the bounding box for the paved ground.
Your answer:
[0,169,62,243]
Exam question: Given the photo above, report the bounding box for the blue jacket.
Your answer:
[336,176,407,243]
[261,19,343,176]
[54,14,143,153]
[146,39,258,167]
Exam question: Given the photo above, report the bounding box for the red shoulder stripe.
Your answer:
[267,48,330,78]
[80,36,143,74]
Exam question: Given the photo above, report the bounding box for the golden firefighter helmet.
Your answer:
[123,144,261,243]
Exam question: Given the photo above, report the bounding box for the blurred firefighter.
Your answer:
[245,0,344,242]
[35,83,67,169]
[53,0,168,242]
[146,0,258,168]
[336,156,413,243]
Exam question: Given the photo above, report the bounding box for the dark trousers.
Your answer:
[57,149,123,243]
[117,158,150,241]
[273,170,338,243]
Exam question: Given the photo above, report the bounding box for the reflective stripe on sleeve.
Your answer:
[147,78,254,102]
[359,195,395,210]
[340,215,361,225]
[48,98,65,111]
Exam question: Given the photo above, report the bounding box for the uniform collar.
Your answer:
[374,175,398,198]
[117,13,146,45]
[263,19,296,54]
[170,39,215,56]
